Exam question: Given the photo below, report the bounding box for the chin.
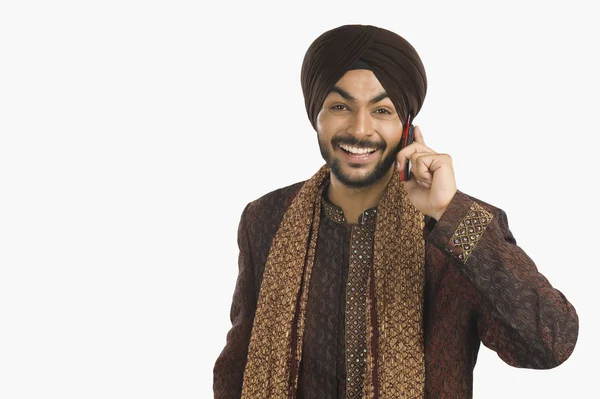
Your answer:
[333,159,397,189]
[330,164,381,188]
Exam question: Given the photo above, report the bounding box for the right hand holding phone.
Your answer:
[396,125,458,221]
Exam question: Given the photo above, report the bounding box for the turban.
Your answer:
[300,24,427,129]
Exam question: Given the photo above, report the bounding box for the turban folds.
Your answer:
[301,24,427,129]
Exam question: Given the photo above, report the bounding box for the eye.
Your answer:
[374,108,392,115]
[330,104,349,111]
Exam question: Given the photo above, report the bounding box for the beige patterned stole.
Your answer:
[241,164,426,398]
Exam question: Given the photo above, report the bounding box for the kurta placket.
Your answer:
[321,193,378,399]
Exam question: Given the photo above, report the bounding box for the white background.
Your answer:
[1,0,598,398]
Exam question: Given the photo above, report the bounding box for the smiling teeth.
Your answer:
[339,144,376,154]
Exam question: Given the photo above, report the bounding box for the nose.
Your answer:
[347,108,373,138]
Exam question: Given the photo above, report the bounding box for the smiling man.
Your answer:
[213,25,579,399]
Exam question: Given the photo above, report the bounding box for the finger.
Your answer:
[418,180,432,188]
[413,125,425,145]
[413,153,454,188]
[396,142,435,171]
[409,152,435,183]
[414,177,432,188]
[402,173,431,192]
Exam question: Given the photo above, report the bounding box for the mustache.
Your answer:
[332,136,385,150]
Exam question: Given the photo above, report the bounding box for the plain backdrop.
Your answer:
[1,0,598,398]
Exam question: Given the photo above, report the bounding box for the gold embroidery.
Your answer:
[322,194,346,223]
[448,202,493,263]
[346,216,375,399]
[321,190,377,226]
[321,186,380,398]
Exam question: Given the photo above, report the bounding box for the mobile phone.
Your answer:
[399,113,415,182]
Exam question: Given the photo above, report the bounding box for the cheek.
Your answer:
[376,122,403,146]
[316,111,339,135]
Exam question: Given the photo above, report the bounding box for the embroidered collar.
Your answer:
[320,184,378,226]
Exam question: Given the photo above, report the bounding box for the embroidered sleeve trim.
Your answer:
[446,202,493,263]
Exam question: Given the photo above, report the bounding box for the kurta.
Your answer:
[213,180,578,398]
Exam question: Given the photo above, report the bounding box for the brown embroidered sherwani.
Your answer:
[213,180,579,398]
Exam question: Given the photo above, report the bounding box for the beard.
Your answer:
[318,136,403,189]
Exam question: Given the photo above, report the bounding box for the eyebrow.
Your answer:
[330,86,390,104]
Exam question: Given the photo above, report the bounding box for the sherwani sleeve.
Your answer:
[213,203,256,398]
[426,190,579,369]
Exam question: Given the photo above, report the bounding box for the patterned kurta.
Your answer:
[213,180,579,398]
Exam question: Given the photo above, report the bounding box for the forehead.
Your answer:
[330,69,386,97]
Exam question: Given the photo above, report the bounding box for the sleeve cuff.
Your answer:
[426,190,494,263]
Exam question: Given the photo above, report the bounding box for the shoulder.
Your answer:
[249,180,306,212]
[242,180,307,235]
[238,181,307,284]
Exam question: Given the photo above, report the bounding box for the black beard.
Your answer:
[318,138,403,189]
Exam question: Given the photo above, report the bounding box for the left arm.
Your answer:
[398,126,579,368]
[426,190,579,368]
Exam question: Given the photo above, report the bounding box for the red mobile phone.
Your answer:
[399,113,415,182]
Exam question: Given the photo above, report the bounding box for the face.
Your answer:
[316,69,404,189]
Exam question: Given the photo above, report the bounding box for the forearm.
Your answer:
[426,190,579,368]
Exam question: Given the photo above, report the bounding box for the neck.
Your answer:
[326,165,396,224]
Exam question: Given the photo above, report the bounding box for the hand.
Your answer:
[396,126,457,221]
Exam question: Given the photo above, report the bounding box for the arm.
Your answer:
[426,190,579,369]
[213,203,257,398]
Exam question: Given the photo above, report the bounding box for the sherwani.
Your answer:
[213,180,579,398]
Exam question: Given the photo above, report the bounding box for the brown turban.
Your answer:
[300,24,427,129]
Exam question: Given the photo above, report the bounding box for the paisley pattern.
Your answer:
[214,184,579,398]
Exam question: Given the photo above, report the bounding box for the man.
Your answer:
[213,24,578,398]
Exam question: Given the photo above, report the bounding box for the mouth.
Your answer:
[337,143,379,163]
